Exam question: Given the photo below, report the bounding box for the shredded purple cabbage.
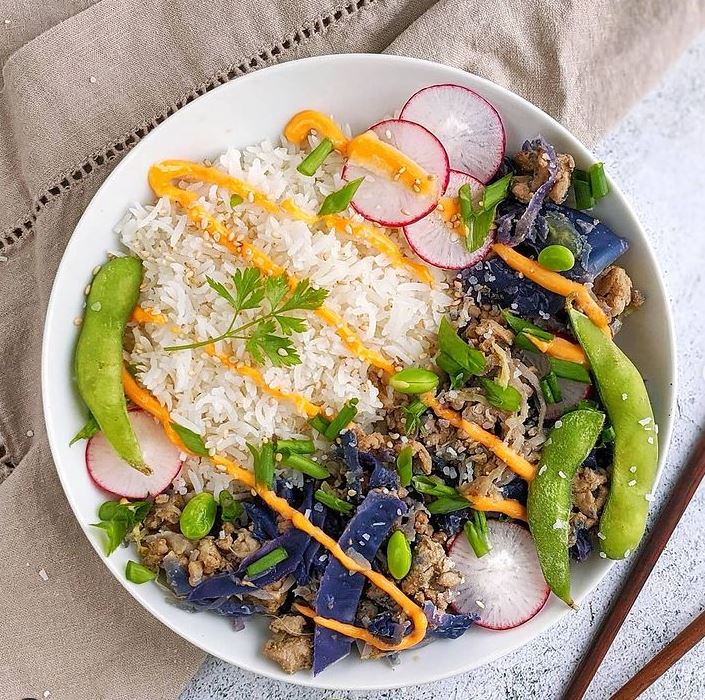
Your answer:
[312,489,406,674]
[501,477,529,504]
[422,602,478,640]
[365,611,409,645]
[570,528,594,562]
[432,508,471,537]
[295,500,327,585]
[187,572,253,602]
[243,501,279,541]
[340,430,364,498]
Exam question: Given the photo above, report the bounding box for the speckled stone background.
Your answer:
[180,33,705,700]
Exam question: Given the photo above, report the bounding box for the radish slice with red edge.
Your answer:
[449,519,549,629]
[403,170,492,270]
[86,409,183,498]
[401,84,505,183]
[342,118,449,227]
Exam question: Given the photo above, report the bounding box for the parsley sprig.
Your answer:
[166,267,328,367]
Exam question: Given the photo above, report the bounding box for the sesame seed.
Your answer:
[348,489,357,497]
[213,233,221,242]
[398,166,406,175]
[475,600,485,609]
[26,429,34,437]
[247,192,255,203]
[73,317,83,326]
[647,437,655,444]
[629,466,637,473]
[597,531,606,540]
[385,129,392,140]
[621,393,628,400]
[92,265,102,275]
[400,208,411,216]
[412,185,421,193]
[599,551,607,558]
[538,465,547,476]
[89,76,97,84]
[638,417,652,426]
[624,549,631,557]
[645,493,655,502]
[628,480,637,487]
[558,470,567,479]
[84,284,91,295]
[90,301,102,312]
[555,420,563,428]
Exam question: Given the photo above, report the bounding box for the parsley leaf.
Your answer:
[246,320,301,367]
[278,278,328,312]
[206,275,238,309]
[275,315,307,335]
[232,267,265,311]
[264,273,289,310]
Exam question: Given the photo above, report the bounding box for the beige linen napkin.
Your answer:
[1,1,703,698]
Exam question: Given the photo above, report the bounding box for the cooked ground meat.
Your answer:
[143,492,184,531]
[511,146,575,204]
[400,535,463,612]
[407,440,432,474]
[187,536,228,586]
[593,265,642,319]
[215,521,261,562]
[263,615,313,674]
[572,467,609,524]
[139,530,193,569]
[246,579,291,615]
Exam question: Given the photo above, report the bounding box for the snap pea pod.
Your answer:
[568,308,659,559]
[74,257,146,472]
[528,409,605,606]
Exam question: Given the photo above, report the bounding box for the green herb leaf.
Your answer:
[171,423,209,456]
[125,560,158,584]
[278,278,328,313]
[70,415,99,446]
[91,519,128,556]
[318,178,364,216]
[396,446,413,487]
[437,316,485,375]
[401,399,427,436]
[230,194,244,207]
[246,321,301,367]
[275,315,307,336]
[436,352,472,389]
[477,377,522,412]
[501,310,554,342]
[219,490,244,520]
[206,275,238,309]
[264,273,289,310]
[232,267,265,311]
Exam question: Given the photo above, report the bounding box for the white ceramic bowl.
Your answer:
[42,54,676,690]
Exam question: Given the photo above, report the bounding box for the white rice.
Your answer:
[117,135,452,471]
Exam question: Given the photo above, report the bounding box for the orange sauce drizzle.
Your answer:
[492,243,611,336]
[465,494,528,521]
[525,334,588,366]
[283,110,349,152]
[122,372,428,652]
[421,393,537,481]
[130,306,167,325]
[148,161,396,375]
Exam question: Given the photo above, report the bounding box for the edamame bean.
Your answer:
[75,257,146,472]
[125,560,157,584]
[527,409,605,606]
[538,244,575,272]
[386,530,412,580]
[180,492,217,540]
[569,308,658,560]
[389,367,439,394]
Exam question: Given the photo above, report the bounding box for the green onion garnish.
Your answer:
[314,489,353,514]
[464,511,491,558]
[538,244,575,272]
[548,357,592,384]
[125,560,158,584]
[396,445,413,487]
[401,399,427,436]
[601,425,616,444]
[246,546,289,578]
[275,438,316,455]
[297,138,334,177]
[477,377,522,412]
[219,490,244,520]
[249,441,274,488]
[436,316,485,389]
[514,331,541,352]
[230,194,244,207]
[427,496,471,514]
[411,475,458,498]
[573,175,595,210]
[540,377,556,404]
[589,162,609,200]
[459,174,512,252]
[576,398,601,411]
[501,311,554,342]
[545,371,563,403]
[281,452,330,480]
[324,398,359,440]
[318,177,364,216]
[308,414,331,436]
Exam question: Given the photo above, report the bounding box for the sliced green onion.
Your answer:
[401,399,427,436]
[477,378,522,412]
[230,194,244,207]
[545,371,563,403]
[246,546,289,578]
[275,438,316,455]
[250,441,274,488]
[464,511,491,558]
[436,352,471,390]
[501,311,554,342]
[459,174,512,253]
[538,244,575,272]
[437,316,485,375]
[318,177,364,216]
[427,496,470,514]
[308,414,331,436]
[125,560,157,584]
[576,398,601,411]
[540,377,556,404]
[171,422,209,457]
[482,173,513,209]
[549,357,592,384]
[573,169,590,183]
[514,331,541,352]
[396,446,413,487]
[297,137,334,176]
[600,425,616,444]
[589,162,609,200]
[324,398,359,439]
[219,490,244,520]
[411,475,457,498]
[458,182,476,245]
[314,489,353,514]
[281,452,330,479]
[573,177,594,210]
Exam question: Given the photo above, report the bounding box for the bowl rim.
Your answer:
[41,52,677,690]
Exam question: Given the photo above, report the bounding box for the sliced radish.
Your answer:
[403,170,492,270]
[342,118,449,227]
[401,84,505,183]
[449,519,549,630]
[86,410,182,498]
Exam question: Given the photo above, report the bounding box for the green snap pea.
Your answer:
[569,309,659,560]
[538,244,575,272]
[125,560,157,584]
[180,492,217,540]
[74,257,147,472]
[386,530,412,579]
[527,409,605,606]
[389,367,439,394]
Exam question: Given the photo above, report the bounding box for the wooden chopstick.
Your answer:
[609,609,705,700]
[561,428,705,700]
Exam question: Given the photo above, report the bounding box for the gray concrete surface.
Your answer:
[180,32,705,700]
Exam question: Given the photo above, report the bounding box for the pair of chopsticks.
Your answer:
[561,429,705,699]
